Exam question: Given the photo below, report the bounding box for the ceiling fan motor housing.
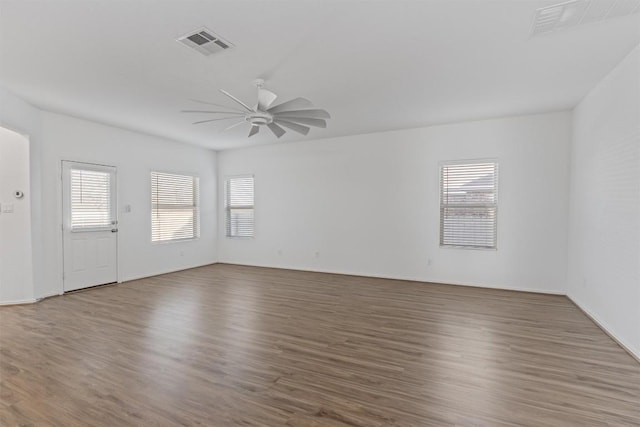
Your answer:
[246,111,273,125]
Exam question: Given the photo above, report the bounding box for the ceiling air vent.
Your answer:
[177,28,234,56]
[531,0,640,36]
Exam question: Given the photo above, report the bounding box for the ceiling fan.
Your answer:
[182,79,331,138]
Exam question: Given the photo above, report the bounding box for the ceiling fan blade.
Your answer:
[181,109,245,115]
[248,125,260,137]
[223,120,247,131]
[275,117,326,128]
[257,88,278,111]
[267,97,313,114]
[273,109,331,119]
[267,122,286,138]
[189,98,245,112]
[274,119,310,136]
[220,89,254,112]
[192,116,241,125]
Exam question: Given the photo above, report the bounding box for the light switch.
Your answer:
[2,203,14,213]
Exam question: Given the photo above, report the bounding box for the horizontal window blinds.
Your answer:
[225,176,254,238]
[151,172,199,242]
[440,161,498,249]
[70,169,112,230]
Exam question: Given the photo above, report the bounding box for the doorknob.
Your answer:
[111,229,118,233]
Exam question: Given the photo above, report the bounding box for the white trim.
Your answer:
[37,291,63,300]
[224,173,255,180]
[0,298,38,306]
[567,294,640,363]
[440,245,498,251]
[3,264,218,304]
[150,236,201,245]
[118,262,217,283]
[438,157,499,167]
[149,168,199,179]
[215,261,565,295]
[63,160,116,173]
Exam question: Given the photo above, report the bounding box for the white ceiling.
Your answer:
[0,0,638,150]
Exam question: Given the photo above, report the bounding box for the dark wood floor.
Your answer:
[1,264,638,426]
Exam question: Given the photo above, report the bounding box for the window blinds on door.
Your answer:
[440,161,498,249]
[151,172,200,242]
[70,169,112,230]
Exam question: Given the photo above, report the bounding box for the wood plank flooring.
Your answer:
[1,264,638,426]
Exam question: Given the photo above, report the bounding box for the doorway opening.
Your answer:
[0,126,34,303]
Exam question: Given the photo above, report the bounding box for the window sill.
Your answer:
[440,244,497,251]
[152,237,200,244]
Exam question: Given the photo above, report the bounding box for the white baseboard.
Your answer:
[0,298,37,306]
[36,292,62,300]
[567,294,640,363]
[119,262,217,283]
[2,264,218,305]
[419,278,564,295]
[215,261,565,295]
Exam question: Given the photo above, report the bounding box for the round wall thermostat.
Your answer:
[14,190,24,199]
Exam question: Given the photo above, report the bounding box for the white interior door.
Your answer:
[62,161,118,292]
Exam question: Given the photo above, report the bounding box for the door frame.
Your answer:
[60,159,119,291]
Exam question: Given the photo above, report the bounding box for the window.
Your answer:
[225,175,254,238]
[440,161,498,249]
[70,168,113,230]
[151,171,199,242]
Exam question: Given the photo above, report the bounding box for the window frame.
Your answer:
[439,159,499,250]
[150,170,200,243]
[224,174,255,239]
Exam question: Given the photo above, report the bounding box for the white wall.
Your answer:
[0,126,33,303]
[218,111,571,293]
[37,112,218,297]
[0,87,42,303]
[568,44,640,358]
[0,89,218,302]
